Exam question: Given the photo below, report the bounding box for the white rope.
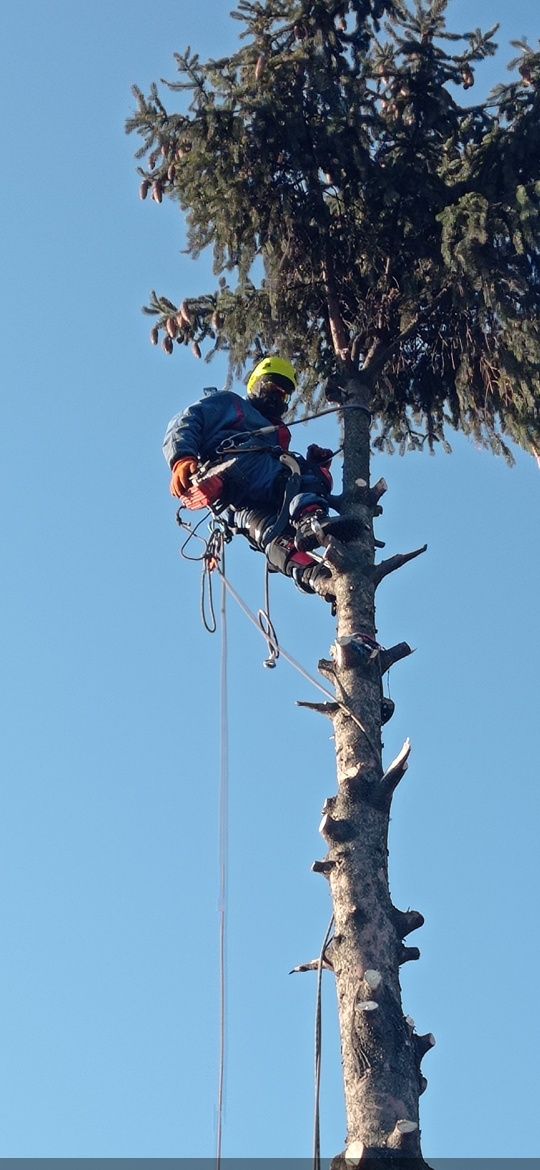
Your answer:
[313,915,334,1170]
[218,568,379,756]
[216,570,228,1169]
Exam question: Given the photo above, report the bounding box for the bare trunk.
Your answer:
[314,378,430,1164]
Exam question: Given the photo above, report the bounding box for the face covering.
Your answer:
[249,388,289,421]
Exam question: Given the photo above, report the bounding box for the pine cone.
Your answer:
[150,326,159,346]
[179,300,194,326]
[255,55,267,81]
[162,336,174,355]
[166,317,178,339]
[191,341,202,359]
[139,179,150,201]
[152,181,163,203]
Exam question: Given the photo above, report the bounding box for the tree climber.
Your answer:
[164,356,360,599]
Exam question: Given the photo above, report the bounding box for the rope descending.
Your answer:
[216,566,228,1170]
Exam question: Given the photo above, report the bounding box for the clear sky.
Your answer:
[1,0,539,1159]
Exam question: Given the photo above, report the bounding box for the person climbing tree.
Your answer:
[164,354,361,599]
[129,0,540,1159]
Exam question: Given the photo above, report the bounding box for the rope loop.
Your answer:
[257,607,280,669]
[258,562,280,668]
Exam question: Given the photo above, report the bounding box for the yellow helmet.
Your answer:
[247,355,297,397]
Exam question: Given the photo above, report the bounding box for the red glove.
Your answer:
[170,457,199,497]
[306,443,333,466]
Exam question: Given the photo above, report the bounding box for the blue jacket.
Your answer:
[163,391,290,503]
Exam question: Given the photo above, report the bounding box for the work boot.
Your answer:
[292,561,335,604]
[294,507,364,552]
[265,538,335,604]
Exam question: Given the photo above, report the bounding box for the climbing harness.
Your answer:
[258,451,303,544]
[174,396,368,521]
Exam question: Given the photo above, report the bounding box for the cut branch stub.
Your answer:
[354,477,388,509]
[414,1032,436,1061]
[319,812,355,843]
[378,642,413,676]
[379,738,411,803]
[363,968,382,994]
[296,699,340,718]
[392,908,425,938]
[369,477,388,504]
[343,1139,366,1167]
[290,943,335,975]
[372,543,428,587]
[323,536,354,572]
[399,944,421,964]
[349,904,368,929]
[332,633,382,672]
[312,858,335,877]
[318,657,336,682]
[339,765,363,784]
[387,1119,419,1151]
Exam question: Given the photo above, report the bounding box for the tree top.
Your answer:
[127,0,540,461]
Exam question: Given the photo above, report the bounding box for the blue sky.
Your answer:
[1,0,539,1159]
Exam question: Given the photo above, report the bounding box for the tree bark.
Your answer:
[319,377,429,1164]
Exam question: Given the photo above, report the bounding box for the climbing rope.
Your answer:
[313,914,335,1170]
[258,563,280,669]
[177,510,212,562]
[215,401,371,456]
[174,397,378,1162]
[175,541,382,1164]
[216,558,228,1170]
[217,567,380,761]
[213,557,338,1167]
[176,506,381,756]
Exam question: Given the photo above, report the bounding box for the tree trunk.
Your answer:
[316,378,429,1166]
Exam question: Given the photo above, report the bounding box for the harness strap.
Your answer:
[259,470,301,544]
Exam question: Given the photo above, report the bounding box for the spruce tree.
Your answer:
[127,1,540,1162]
